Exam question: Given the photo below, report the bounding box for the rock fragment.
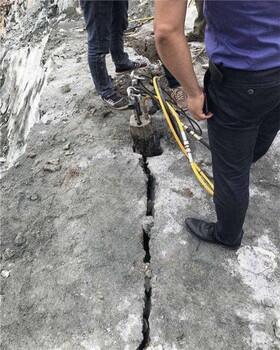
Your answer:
[14,233,26,246]
[43,159,61,172]
[3,248,16,260]
[61,84,71,93]
[262,297,274,308]
[144,263,152,278]
[47,159,60,165]
[1,270,10,278]
[27,151,37,158]
[44,164,61,172]
[1,100,8,114]
[65,151,74,156]
[143,216,154,237]
[29,194,39,201]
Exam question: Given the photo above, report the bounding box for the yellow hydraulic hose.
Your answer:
[128,16,154,23]
[166,102,214,191]
[166,102,214,195]
[153,76,214,196]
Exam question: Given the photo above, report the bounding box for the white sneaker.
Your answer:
[101,92,129,110]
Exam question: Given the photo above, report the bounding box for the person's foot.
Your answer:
[185,218,241,248]
[101,92,129,110]
[115,60,147,75]
[186,31,204,42]
[170,86,188,111]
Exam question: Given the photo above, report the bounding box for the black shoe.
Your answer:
[101,92,129,110]
[185,218,241,248]
[115,61,147,75]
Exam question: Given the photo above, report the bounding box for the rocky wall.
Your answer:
[0,0,79,173]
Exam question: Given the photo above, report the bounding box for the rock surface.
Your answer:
[1,2,279,350]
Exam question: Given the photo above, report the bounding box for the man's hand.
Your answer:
[188,89,213,121]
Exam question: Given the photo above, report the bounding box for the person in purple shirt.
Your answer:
[154,0,280,248]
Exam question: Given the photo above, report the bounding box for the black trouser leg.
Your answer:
[110,1,131,69]
[206,65,280,245]
[252,103,280,162]
[163,65,180,89]
[80,0,114,97]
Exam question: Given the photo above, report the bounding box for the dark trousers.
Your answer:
[80,0,132,98]
[163,65,180,89]
[206,63,280,245]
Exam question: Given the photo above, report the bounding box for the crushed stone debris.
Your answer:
[3,248,16,260]
[1,270,10,278]
[43,163,61,172]
[14,233,26,246]
[27,152,37,158]
[29,194,39,201]
[62,143,70,150]
[60,84,71,93]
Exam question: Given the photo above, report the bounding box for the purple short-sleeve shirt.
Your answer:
[204,0,280,70]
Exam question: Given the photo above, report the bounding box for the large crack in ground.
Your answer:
[138,156,155,349]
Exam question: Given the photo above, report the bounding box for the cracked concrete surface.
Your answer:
[1,3,150,348]
[147,138,280,350]
[0,87,150,349]
[0,58,149,348]
[1,2,280,350]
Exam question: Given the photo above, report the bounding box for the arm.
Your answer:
[154,0,212,120]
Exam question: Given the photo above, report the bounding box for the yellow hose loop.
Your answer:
[167,101,214,194]
[166,102,213,190]
[153,76,214,196]
[167,102,193,156]
[153,77,189,158]
[194,163,214,189]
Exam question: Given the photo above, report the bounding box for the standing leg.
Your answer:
[163,65,180,89]
[80,0,115,98]
[207,103,259,245]
[110,0,131,70]
[186,0,206,42]
[193,0,206,37]
[206,68,280,246]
